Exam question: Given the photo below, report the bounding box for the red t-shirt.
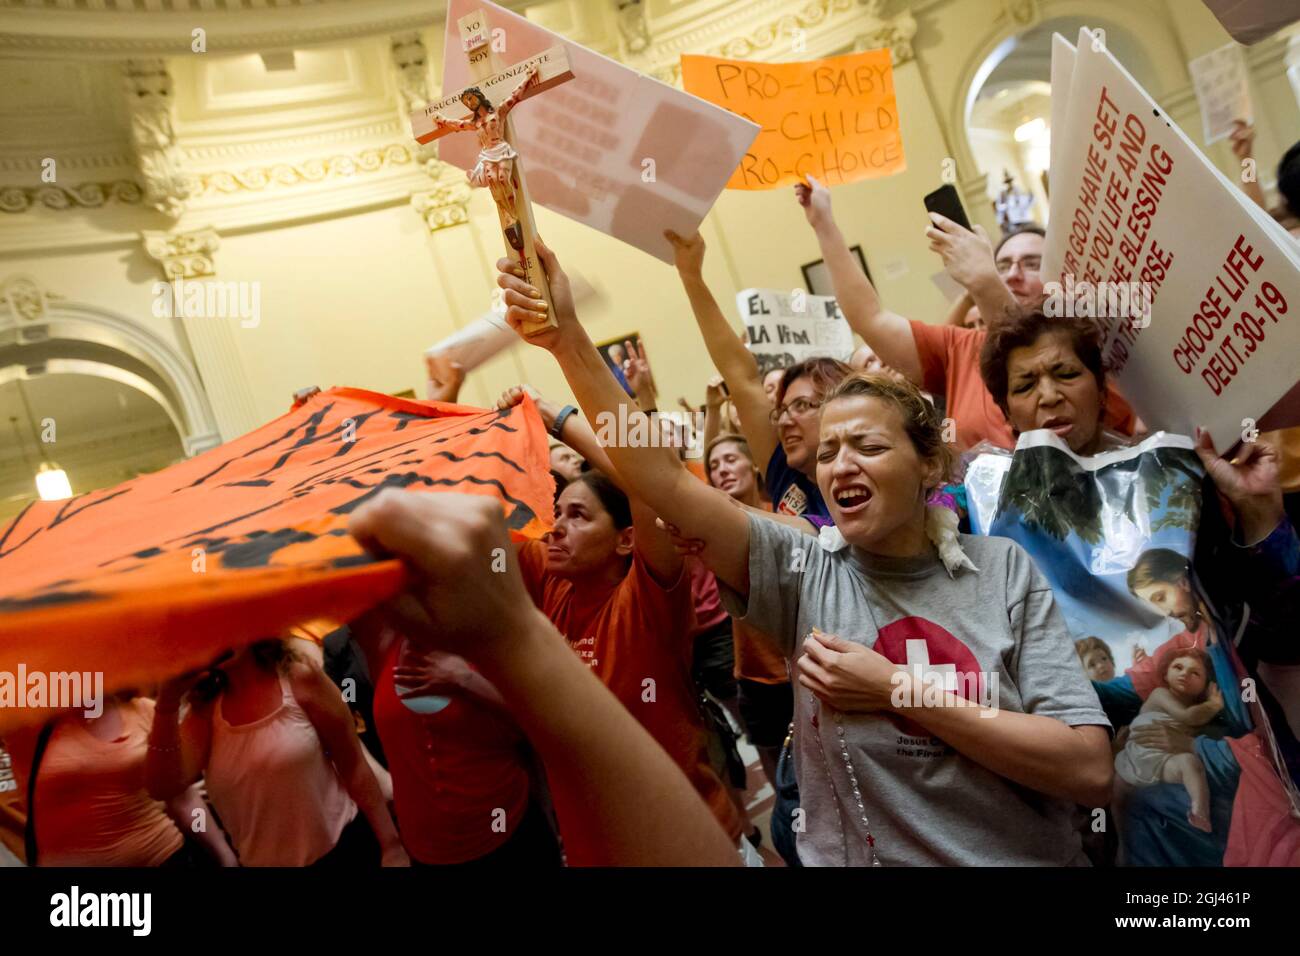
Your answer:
[687,557,728,637]
[517,540,743,842]
[909,320,1136,452]
[371,637,532,864]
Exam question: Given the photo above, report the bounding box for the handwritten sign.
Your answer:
[1188,43,1253,146]
[736,288,854,375]
[681,49,905,190]
[1043,28,1300,450]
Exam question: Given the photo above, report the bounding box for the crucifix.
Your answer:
[410,10,574,334]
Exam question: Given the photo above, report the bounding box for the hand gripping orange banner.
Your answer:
[0,387,554,731]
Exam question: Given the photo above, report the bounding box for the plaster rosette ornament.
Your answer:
[1,275,50,326]
[124,60,197,219]
[141,227,220,281]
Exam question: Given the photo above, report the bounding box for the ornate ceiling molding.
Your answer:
[0,0,450,59]
[0,180,143,213]
[194,142,413,196]
[0,153,137,175]
[642,0,916,85]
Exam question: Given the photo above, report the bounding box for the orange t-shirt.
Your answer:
[909,320,1136,452]
[517,540,743,842]
[34,698,184,866]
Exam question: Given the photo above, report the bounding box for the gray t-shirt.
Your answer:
[719,515,1110,866]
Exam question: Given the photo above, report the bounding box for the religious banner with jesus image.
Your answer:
[0,387,554,732]
[966,430,1300,865]
[681,48,906,190]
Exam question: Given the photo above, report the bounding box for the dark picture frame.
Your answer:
[595,332,642,398]
[802,245,870,297]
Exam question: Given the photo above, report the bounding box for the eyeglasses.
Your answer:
[769,396,823,424]
[995,255,1042,276]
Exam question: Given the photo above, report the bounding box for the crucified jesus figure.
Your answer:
[430,63,540,251]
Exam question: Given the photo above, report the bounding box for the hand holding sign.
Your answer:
[1228,120,1255,163]
[794,174,833,230]
[664,229,707,279]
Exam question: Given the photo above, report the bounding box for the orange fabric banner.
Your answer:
[680,49,906,190]
[0,387,553,731]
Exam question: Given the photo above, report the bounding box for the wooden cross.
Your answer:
[410,10,574,334]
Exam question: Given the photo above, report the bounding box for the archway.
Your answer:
[0,371,186,521]
[951,9,1165,232]
[0,277,220,456]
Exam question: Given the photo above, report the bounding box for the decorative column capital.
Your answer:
[141,227,220,280]
[411,162,471,234]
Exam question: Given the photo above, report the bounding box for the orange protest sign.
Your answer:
[680,49,905,190]
[0,387,553,731]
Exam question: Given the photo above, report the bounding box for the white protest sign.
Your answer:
[1043,27,1300,450]
[436,0,758,265]
[1188,42,1253,145]
[1048,33,1075,176]
[736,288,854,376]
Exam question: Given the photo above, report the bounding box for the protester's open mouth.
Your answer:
[1040,416,1073,437]
[718,476,736,491]
[833,484,872,513]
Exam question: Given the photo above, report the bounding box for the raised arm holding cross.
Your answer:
[410,10,574,334]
